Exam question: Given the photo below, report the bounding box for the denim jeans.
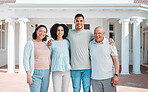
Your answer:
[71,69,91,92]
[29,69,50,92]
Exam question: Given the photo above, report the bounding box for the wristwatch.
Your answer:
[114,74,119,77]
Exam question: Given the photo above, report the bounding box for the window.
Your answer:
[0,31,1,49]
[35,24,38,28]
[66,24,72,29]
[109,33,114,38]
[0,24,5,30]
[109,24,113,31]
[0,24,6,50]
[2,32,5,49]
[84,24,90,30]
[109,24,115,39]
[2,24,5,30]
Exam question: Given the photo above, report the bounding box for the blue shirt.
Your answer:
[49,39,71,72]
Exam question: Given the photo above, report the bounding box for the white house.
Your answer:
[0,0,148,75]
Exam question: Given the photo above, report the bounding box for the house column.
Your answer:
[18,18,29,74]
[131,18,143,74]
[119,18,130,75]
[5,18,16,73]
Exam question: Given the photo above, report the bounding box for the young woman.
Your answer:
[23,25,50,92]
[49,24,71,92]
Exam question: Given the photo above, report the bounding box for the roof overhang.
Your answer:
[6,3,148,11]
[0,0,16,3]
[0,3,148,19]
[134,0,148,5]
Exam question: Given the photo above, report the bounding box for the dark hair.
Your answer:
[50,23,69,40]
[74,13,84,19]
[32,25,48,41]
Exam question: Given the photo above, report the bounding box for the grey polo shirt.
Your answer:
[89,37,118,80]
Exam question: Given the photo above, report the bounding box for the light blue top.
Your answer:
[49,39,71,72]
[89,37,118,80]
[23,40,35,76]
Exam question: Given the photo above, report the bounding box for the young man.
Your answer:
[89,26,119,92]
[67,14,93,92]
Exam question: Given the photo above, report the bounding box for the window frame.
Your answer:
[66,24,72,30]
[0,24,6,51]
[109,24,115,40]
[84,24,90,30]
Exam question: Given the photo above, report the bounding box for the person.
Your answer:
[49,24,71,92]
[67,13,93,92]
[89,26,119,92]
[48,13,115,92]
[23,25,50,92]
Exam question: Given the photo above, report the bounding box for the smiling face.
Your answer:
[94,27,105,43]
[74,16,85,31]
[56,26,64,39]
[36,27,47,41]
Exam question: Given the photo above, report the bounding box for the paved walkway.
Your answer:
[0,65,148,92]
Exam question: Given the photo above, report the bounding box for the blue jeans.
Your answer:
[29,70,50,92]
[71,69,91,92]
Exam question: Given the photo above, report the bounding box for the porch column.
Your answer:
[131,18,143,74]
[5,18,15,73]
[18,18,29,74]
[119,18,130,75]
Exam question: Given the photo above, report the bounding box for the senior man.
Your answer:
[89,26,120,92]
